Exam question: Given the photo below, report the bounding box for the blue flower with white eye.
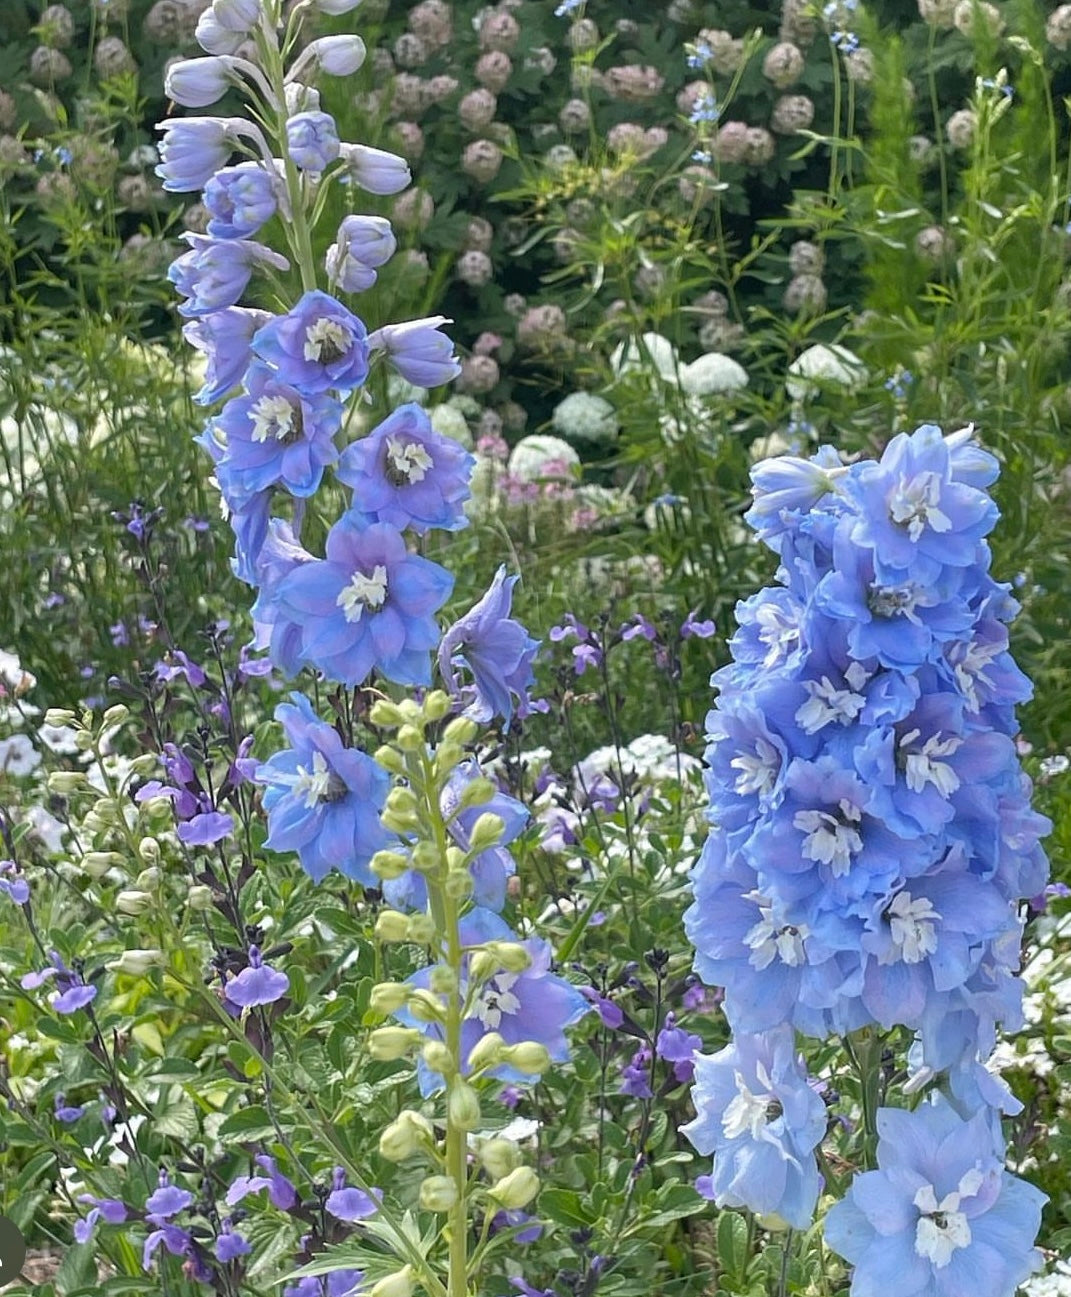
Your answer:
[824,1097,1045,1297]
[682,1025,826,1229]
[253,291,370,396]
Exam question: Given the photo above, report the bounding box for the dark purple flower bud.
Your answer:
[620,1047,653,1098]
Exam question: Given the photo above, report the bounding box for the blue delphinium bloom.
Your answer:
[366,316,461,387]
[824,1097,1045,1297]
[336,402,473,533]
[203,162,279,238]
[272,515,453,686]
[184,306,271,405]
[397,908,589,1096]
[437,566,540,725]
[213,361,342,499]
[681,1025,827,1229]
[155,116,242,191]
[249,519,315,675]
[326,214,397,293]
[257,692,396,884]
[286,111,341,172]
[253,291,370,395]
[169,233,289,318]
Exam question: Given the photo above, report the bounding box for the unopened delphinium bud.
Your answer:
[370,1267,414,1297]
[107,949,165,975]
[419,1175,458,1212]
[379,1110,433,1161]
[368,1026,423,1060]
[501,1042,551,1075]
[467,1032,504,1072]
[479,1137,519,1181]
[467,812,504,852]
[422,1040,454,1074]
[371,850,411,880]
[448,1081,481,1130]
[375,910,411,943]
[489,1166,540,1209]
[370,981,410,1014]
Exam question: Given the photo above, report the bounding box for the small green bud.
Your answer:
[102,704,130,728]
[376,910,412,943]
[398,699,423,724]
[419,1174,458,1212]
[130,753,161,775]
[81,810,108,833]
[468,812,505,853]
[370,850,411,880]
[386,786,419,816]
[479,1136,520,1181]
[410,841,440,873]
[433,741,463,774]
[186,884,215,911]
[501,1041,551,1075]
[368,1026,423,1061]
[374,744,407,775]
[488,941,532,974]
[443,716,479,745]
[467,1032,505,1073]
[48,771,85,794]
[370,1266,413,1297]
[396,723,424,752]
[445,845,467,871]
[381,809,418,834]
[468,950,499,982]
[74,730,96,752]
[406,988,444,1023]
[369,699,406,728]
[369,981,410,1014]
[44,708,77,728]
[428,964,457,995]
[81,850,123,878]
[115,889,153,916]
[379,1110,433,1161]
[422,689,452,722]
[138,837,161,865]
[135,866,160,890]
[422,1040,455,1075]
[489,1166,540,1210]
[444,868,472,900]
[406,912,436,945]
[457,775,496,811]
[447,1080,481,1131]
[106,948,164,975]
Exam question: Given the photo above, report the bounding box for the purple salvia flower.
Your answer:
[0,859,29,905]
[620,1047,653,1099]
[224,945,290,1008]
[54,1093,86,1122]
[73,1195,127,1245]
[325,1168,378,1223]
[146,1170,194,1220]
[22,952,97,1014]
[580,987,624,1029]
[681,609,716,639]
[621,614,657,642]
[227,1153,298,1210]
[177,810,235,846]
[143,1223,195,1272]
[215,1220,252,1263]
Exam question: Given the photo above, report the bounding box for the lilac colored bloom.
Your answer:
[154,649,207,687]
[215,1221,252,1262]
[156,116,242,192]
[825,1098,1045,1297]
[253,291,370,395]
[438,565,539,725]
[621,614,657,642]
[492,1209,543,1242]
[227,1153,298,1210]
[185,306,272,405]
[0,859,29,905]
[165,55,236,108]
[224,945,290,1008]
[682,1025,826,1229]
[249,520,315,674]
[620,1047,653,1098]
[74,1195,127,1245]
[177,810,235,845]
[143,1223,195,1272]
[169,233,289,318]
[325,1168,378,1223]
[681,609,716,639]
[366,315,461,387]
[510,1281,555,1297]
[146,1171,194,1219]
[573,643,601,674]
[581,987,624,1029]
[213,361,342,500]
[656,1013,702,1065]
[286,111,340,172]
[22,951,97,1014]
[337,403,473,533]
[326,214,397,293]
[339,142,412,194]
[273,516,453,687]
[257,692,396,884]
[54,1093,86,1122]
[203,162,279,239]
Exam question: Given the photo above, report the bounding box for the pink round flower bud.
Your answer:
[456,249,493,286]
[426,74,459,103]
[712,121,750,165]
[525,47,556,75]
[409,0,452,46]
[844,48,874,84]
[503,294,527,317]
[393,32,429,68]
[95,35,136,77]
[392,73,428,117]
[475,50,512,91]
[462,138,503,183]
[397,249,430,286]
[789,240,824,275]
[371,48,395,81]
[479,10,520,52]
[917,0,957,24]
[945,108,976,150]
[699,318,746,351]
[915,225,953,261]
[71,137,120,188]
[391,121,425,161]
[567,18,599,51]
[745,127,776,165]
[552,229,581,264]
[616,18,640,38]
[953,0,1002,35]
[517,304,567,348]
[39,4,75,47]
[604,65,665,102]
[694,290,730,318]
[35,171,76,207]
[570,65,604,93]
[783,273,827,314]
[120,233,172,272]
[393,187,434,230]
[29,45,72,84]
[458,354,500,394]
[771,93,815,134]
[459,88,497,130]
[634,264,666,300]
[763,41,805,88]
[1047,3,1071,47]
[678,165,718,205]
[477,409,504,441]
[118,173,161,211]
[465,216,494,251]
[499,401,526,433]
[607,122,646,156]
[144,0,190,43]
[909,134,937,166]
[473,331,502,356]
[182,201,211,233]
[559,99,591,134]
[700,28,745,74]
[780,0,818,43]
[676,80,708,116]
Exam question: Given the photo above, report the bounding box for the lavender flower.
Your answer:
[22,951,97,1014]
[184,306,271,404]
[286,111,341,172]
[146,1170,194,1219]
[326,214,397,293]
[325,1168,378,1222]
[227,1153,298,1211]
[224,945,290,1008]
[366,315,461,387]
[203,161,279,238]
[169,233,289,318]
[253,291,370,395]
[73,1195,127,1245]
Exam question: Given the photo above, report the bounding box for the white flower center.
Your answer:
[337,564,388,623]
[304,316,351,363]
[794,799,863,876]
[882,891,941,964]
[474,972,521,1029]
[900,729,962,796]
[385,436,434,485]
[290,750,347,808]
[721,1064,784,1142]
[755,602,801,669]
[730,737,780,797]
[743,893,809,970]
[796,669,867,734]
[913,1170,983,1268]
[867,582,922,621]
[250,393,298,443]
[888,471,952,542]
[947,638,1001,713]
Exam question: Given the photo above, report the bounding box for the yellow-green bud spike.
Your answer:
[488,1166,540,1210]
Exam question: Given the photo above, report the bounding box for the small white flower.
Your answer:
[786,344,868,400]
[507,434,580,482]
[679,352,749,395]
[552,391,619,444]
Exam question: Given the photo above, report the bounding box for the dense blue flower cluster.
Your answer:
[682,425,1049,1265]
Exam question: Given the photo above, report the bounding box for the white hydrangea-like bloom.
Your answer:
[610,332,680,383]
[680,352,749,396]
[552,392,619,445]
[786,344,868,399]
[429,403,473,449]
[507,435,580,482]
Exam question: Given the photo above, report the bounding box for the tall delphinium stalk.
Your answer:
[151,3,577,1296]
[681,425,1049,1294]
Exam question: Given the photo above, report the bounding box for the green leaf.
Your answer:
[217,1105,277,1142]
[538,1188,594,1228]
[716,1210,749,1288]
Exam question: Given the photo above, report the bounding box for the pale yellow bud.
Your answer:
[422,1040,455,1075]
[81,810,108,833]
[130,753,161,775]
[396,724,424,752]
[468,950,499,982]
[187,884,214,910]
[488,941,532,973]
[410,841,439,873]
[419,1174,458,1211]
[457,775,496,811]
[81,850,123,878]
[369,981,410,1014]
[468,812,505,853]
[488,1165,540,1209]
[479,1136,520,1181]
[422,689,452,722]
[501,1042,551,1075]
[115,889,153,915]
[138,837,161,865]
[74,730,95,752]
[102,704,130,728]
[44,708,77,728]
[386,787,419,816]
[406,988,444,1023]
[48,771,85,794]
[445,845,467,871]
[466,1031,505,1073]
[444,868,472,900]
[447,1080,481,1130]
[370,1265,413,1297]
[379,1110,433,1161]
[428,965,457,995]
[374,744,407,775]
[443,716,478,744]
[369,699,406,728]
[368,1026,423,1061]
[406,913,436,945]
[106,948,164,975]
[433,740,463,774]
[371,850,411,880]
[375,910,411,943]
